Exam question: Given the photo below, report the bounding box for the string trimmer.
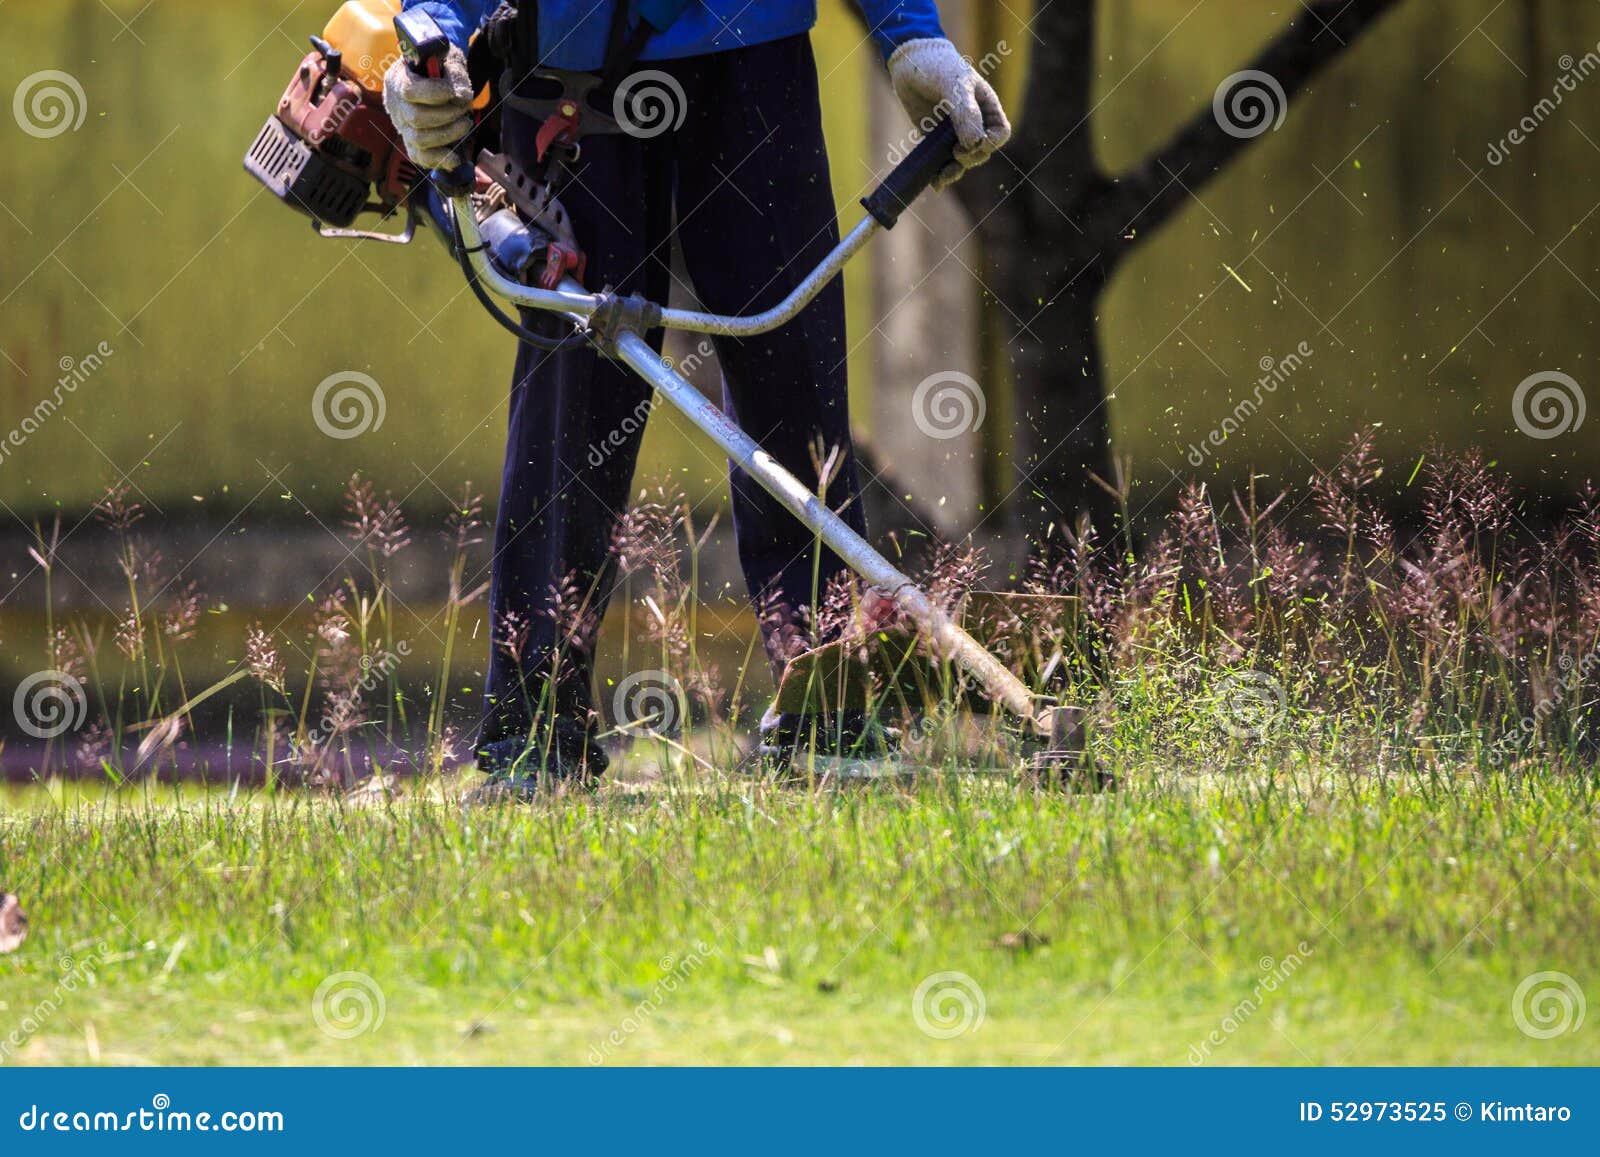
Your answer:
[242,5,1095,784]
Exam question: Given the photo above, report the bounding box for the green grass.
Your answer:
[2,761,1596,1066]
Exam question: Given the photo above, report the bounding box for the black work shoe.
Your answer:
[749,708,903,782]
[468,723,608,805]
[735,744,804,784]
[464,772,599,806]
[757,708,893,758]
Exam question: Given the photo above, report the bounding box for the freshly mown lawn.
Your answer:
[1,765,1595,1065]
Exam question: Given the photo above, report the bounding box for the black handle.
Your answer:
[393,10,476,197]
[862,117,960,229]
[395,9,450,76]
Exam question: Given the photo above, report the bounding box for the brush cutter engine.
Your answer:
[243,25,585,292]
[244,36,423,241]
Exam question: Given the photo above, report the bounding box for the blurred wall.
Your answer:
[2,0,1596,528]
[0,0,874,520]
[1095,0,1598,503]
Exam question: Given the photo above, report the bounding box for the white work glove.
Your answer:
[887,38,1012,188]
[382,44,475,170]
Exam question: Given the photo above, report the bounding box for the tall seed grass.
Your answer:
[16,428,1599,787]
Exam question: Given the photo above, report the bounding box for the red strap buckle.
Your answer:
[535,100,583,162]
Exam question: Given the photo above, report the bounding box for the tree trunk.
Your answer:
[849,0,1409,552]
[957,0,1110,544]
[1005,278,1118,542]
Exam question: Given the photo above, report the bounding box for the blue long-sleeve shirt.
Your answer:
[406,0,944,70]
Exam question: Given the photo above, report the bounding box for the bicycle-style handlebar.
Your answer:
[432,118,962,339]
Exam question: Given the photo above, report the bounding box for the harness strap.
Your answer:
[600,1,694,90]
[492,2,693,158]
[601,12,654,93]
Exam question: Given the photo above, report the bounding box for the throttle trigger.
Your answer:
[536,101,583,162]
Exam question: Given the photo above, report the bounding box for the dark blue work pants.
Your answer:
[482,34,865,746]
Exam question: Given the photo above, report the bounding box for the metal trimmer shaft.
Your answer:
[434,116,1088,760]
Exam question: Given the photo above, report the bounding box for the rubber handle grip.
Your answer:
[395,9,450,73]
[861,117,960,229]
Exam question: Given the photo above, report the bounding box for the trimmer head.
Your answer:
[1028,705,1113,792]
[772,593,1109,790]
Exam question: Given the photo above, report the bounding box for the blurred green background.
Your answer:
[1,0,1595,523]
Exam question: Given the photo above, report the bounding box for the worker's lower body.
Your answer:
[477,35,875,782]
